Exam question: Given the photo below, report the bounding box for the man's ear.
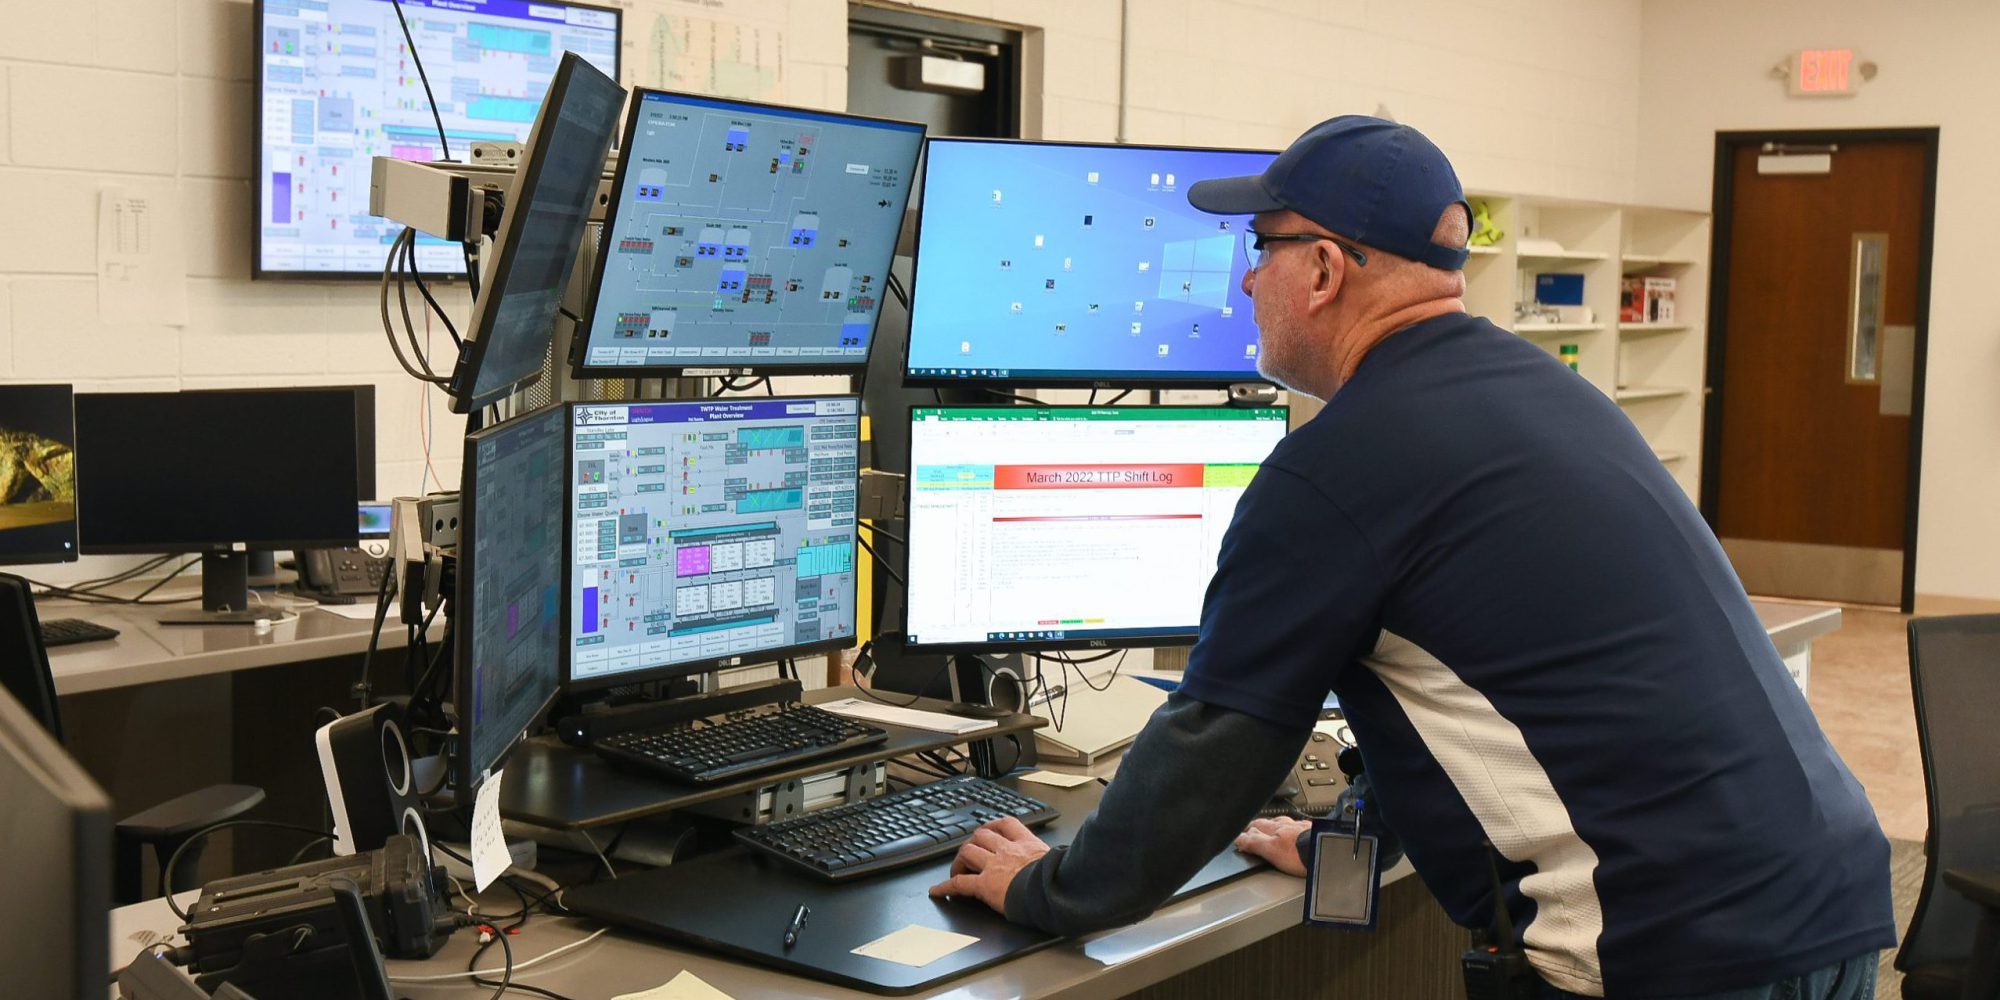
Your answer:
[1305,243,1345,315]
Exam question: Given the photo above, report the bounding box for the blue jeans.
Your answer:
[1538,951,1877,1000]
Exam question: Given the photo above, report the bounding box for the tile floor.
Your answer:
[1798,604,1928,843]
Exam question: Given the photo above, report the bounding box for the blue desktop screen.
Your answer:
[257,0,620,278]
[575,93,925,372]
[906,139,1277,385]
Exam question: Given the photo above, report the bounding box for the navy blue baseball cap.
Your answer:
[1188,116,1471,270]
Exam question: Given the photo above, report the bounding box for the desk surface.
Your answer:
[41,587,418,696]
[1754,598,1842,650]
[101,600,1842,999]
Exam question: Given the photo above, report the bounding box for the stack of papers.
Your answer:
[818,698,999,735]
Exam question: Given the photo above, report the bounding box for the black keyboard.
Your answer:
[736,774,1059,881]
[39,618,120,648]
[593,704,889,784]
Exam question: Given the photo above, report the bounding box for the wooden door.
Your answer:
[1712,139,1928,606]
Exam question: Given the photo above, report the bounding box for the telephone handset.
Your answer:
[1273,729,1347,816]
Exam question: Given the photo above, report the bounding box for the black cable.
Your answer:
[859,523,906,546]
[163,821,335,920]
[1101,389,1133,405]
[485,928,514,1000]
[1050,648,1124,666]
[381,229,452,385]
[391,0,454,162]
[405,233,464,347]
[856,535,904,587]
[714,375,770,394]
[355,566,396,709]
[286,835,333,867]
[885,272,911,309]
[396,235,450,381]
[26,557,202,606]
[23,554,172,598]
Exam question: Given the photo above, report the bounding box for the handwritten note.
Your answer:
[470,768,511,891]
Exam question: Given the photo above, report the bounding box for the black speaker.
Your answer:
[949,652,1028,714]
[315,703,428,857]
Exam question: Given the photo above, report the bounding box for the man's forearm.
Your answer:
[1003,692,1309,936]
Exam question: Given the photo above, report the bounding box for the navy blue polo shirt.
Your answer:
[1178,312,1894,997]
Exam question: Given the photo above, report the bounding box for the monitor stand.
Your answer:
[158,551,281,626]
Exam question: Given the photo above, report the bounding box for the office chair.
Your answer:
[0,573,265,904]
[1897,614,2000,1000]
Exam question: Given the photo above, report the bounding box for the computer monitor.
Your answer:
[0,686,112,999]
[254,0,621,278]
[570,92,926,376]
[904,138,1280,388]
[565,396,862,690]
[455,403,567,794]
[448,50,626,413]
[75,389,361,613]
[0,384,79,566]
[903,405,1289,653]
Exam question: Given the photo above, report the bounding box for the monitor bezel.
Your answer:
[567,89,927,380]
[454,403,570,795]
[251,0,624,283]
[898,401,1290,656]
[74,389,363,556]
[902,136,1280,391]
[448,50,625,414]
[0,384,80,567]
[559,394,864,694]
[0,684,111,1000]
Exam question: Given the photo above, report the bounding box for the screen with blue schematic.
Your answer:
[459,403,567,787]
[573,92,925,372]
[567,397,861,687]
[905,139,1277,386]
[256,0,619,277]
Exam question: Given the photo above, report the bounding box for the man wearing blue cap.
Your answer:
[931,117,1892,999]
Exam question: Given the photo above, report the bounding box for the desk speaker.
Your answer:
[315,703,428,858]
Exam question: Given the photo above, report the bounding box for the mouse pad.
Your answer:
[564,778,1266,995]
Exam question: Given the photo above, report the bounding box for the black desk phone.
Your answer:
[1274,728,1348,816]
[298,502,393,601]
[298,547,391,598]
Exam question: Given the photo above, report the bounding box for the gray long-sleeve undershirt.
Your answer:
[1003,692,1311,936]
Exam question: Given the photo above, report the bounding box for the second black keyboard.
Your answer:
[593,704,889,784]
[40,617,121,648]
[736,774,1059,880]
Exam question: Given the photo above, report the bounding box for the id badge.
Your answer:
[1303,816,1380,930]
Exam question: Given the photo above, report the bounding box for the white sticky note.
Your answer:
[1016,770,1097,789]
[851,924,980,968]
[470,769,511,891]
[611,970,737,1000]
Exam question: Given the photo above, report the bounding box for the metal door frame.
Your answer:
[1702,127,1939,612]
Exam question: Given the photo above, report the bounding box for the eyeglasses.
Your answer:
[1242,229,1368,271]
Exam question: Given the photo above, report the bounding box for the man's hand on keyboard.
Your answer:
[926,816,1051,915]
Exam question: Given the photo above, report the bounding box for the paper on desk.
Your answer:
[611,970,737,1000]
[470,769,511,891]
[851,924,980,968]
[1016,770,1098,789]
[97,185,188,327]
[818,697,998,735]
[312,601,386,621]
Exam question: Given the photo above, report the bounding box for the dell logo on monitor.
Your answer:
[1086,639,1108,648]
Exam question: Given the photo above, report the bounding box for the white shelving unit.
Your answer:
[1462,192,1711,497]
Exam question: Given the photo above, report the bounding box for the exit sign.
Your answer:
[1789,49,1859,96]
